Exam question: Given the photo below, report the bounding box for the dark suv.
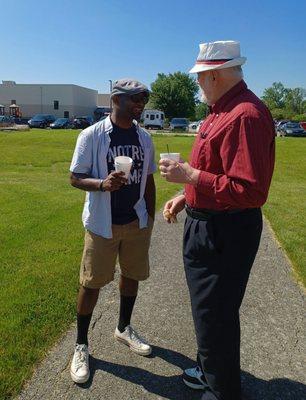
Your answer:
[28,114,56,128]
[50,118,73,129]
[94,107,111,122]
[278,122,305,137]
[72,116,94,129]
[169,118,189,131]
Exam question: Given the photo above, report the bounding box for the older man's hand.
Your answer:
[159,159,200,185]
[163,194,186,223]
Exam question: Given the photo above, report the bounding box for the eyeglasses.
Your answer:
[129,93,150,104]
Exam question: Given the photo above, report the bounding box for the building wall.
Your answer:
[0,81,98,118]
[97,93,111,107]
[71,85,98,117]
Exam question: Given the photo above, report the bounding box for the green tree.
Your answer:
[150,72,198,120]
[262,82,287,109]
[262,82,306,118]
[284,88,306,114]
[291,113,306,122]
[195,102,209,120]
[270,108,294,120]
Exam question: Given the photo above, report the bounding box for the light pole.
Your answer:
[109,80,112,111]
[40,86,43,113]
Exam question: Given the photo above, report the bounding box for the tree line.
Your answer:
[261,82,306,121]
[147,73,306,122]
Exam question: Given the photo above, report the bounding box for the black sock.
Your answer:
[76,313,93,346]
[117,295,137,333]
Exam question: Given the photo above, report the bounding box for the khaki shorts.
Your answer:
[80,218,154,288]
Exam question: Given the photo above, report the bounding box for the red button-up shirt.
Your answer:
[185,80,275,210]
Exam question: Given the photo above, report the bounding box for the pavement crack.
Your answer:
[288,315,303,369]
[60,358,71,374]
[91,311,103,330]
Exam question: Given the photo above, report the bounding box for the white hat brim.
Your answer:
[189,57,246,74]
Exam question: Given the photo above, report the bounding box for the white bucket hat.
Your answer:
[189,40,246,73]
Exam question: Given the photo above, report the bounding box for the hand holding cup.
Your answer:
[159,155,199,185]
[102,171,127,192]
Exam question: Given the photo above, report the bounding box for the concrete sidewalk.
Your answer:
[17,212,305,400]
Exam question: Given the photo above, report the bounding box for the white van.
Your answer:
[143,109,164,130]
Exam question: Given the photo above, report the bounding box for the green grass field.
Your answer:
[0,129,305,399]
[0,129,192,399]
[263,137,306,286]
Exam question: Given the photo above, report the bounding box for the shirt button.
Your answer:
[216,114,219,117]
[210,123,212,125]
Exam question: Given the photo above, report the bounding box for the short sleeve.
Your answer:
[147,137,157,175]
[70,129,93,174]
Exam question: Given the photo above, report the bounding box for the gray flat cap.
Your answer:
[111,78,149,98]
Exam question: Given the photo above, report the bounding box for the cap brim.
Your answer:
[111,88,150,98]
[189,57,246,73]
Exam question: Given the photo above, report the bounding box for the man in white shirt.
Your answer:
[69,78,156,384]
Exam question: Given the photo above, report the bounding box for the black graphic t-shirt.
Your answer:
[107,122,144,225]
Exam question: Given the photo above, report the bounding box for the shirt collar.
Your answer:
[211,80,247,114]
[105,115,140,133]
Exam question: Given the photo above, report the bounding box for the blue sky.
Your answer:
[1,0,305,97]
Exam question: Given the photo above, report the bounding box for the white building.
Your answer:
[0,81,98,119]
[97,93,111,108]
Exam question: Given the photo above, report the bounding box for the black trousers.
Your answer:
[183,208,263,400]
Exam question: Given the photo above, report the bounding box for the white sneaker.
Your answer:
[114,325,152,356]
[70,344,90,384]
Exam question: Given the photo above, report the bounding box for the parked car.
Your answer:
[188,121,202,132]
[300,121,306,130]
[278,122,305,137]
[276,120,289,131]
[50,118,73,129]
[13,117,30,125]
[0,115,15,127]
[72,116,94,129]
[94,107,111,122]
[28,114,56,128]
[143,109,165,129]
[169,118,189,131]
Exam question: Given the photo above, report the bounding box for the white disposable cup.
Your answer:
[114,156,133,178]
[160,153,181,162]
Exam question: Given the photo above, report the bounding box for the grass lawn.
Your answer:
[0,129,304,399]
[0,129,192,399]
[263,137,306,286]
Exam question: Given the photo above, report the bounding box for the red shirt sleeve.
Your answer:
[196,115,275,208]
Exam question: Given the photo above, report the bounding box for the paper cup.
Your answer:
[160,153,181,162]
[114,156,133,177]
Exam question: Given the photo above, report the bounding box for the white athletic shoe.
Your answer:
[183,366,206,390]
[114,325,152,356]
[70,344,90,384]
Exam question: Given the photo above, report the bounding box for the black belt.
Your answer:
[185,205,243,221]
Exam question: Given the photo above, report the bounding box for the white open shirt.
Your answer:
[70,116,156,238]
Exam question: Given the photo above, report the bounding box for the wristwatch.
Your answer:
[99,179,105,192]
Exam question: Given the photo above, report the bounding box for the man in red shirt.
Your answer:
[160,41,275,400]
